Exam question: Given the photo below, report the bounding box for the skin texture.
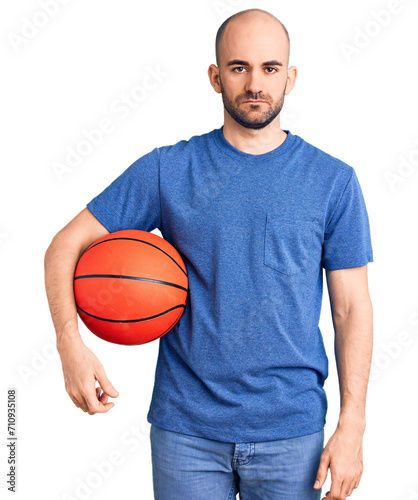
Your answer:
[208,9,297,155]
[44,207,117,415]
[208,9,374,500]
[317,266,373,499]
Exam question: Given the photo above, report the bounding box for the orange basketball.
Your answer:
[73,229,188,345]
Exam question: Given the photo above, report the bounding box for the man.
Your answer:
[44,8,374,500]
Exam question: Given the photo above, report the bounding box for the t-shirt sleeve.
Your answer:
[322,169,374,270]
[86,147,161,233]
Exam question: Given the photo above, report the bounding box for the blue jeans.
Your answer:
[150,424,324,499]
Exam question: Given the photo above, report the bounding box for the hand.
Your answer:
[57,335,119,415]
[313,424,364,499]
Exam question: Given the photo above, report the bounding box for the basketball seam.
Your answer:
[74,274,188,292]
[76,303,186,323]
[140,309,184,345]
[82,237,188,277]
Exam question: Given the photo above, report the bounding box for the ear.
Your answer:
[285,65,298,95]
[208,64,222,94]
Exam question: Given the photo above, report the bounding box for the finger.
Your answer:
[328,478,343,500]
[96,386,109,404]
[99,391,109,404]
[345,478,357,497]
[353,469,362,490]
[340,479,352,499]
[70,395,83,410]
[85,391,115,414]
[87,397,114,414]
[75,394,91,413]
[314,454,330,489]
[75,386,99,414]
[95,365,119,398]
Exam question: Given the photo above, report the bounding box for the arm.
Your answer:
[44,207,119,415]
[329,264,373,429]
[314,265,373,499]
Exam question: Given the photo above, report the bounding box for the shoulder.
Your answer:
[292,132,354,184]
[156,129,215,161]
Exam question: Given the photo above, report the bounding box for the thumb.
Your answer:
[96,366,119,397]
[314,453,329,489]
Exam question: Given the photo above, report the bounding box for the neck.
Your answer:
[222,115,287,155]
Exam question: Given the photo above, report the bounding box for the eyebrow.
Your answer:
[226,59,283,67]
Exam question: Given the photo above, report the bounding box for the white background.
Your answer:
[1,0,418,499]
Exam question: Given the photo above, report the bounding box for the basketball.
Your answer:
[73,229,188,345]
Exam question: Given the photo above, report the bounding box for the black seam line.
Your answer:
[76,303,186,323]
[141,309,184,344]
[84,237,188,277]
[74,274,188,292]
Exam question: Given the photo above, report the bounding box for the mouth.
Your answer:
[243,100,266,104]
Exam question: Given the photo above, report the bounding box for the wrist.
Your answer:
[338,408,366,434]
[56,328,83,351]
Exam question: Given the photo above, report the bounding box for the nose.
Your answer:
[244,68,264,97]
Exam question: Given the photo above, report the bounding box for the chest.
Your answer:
[160,159,326,276]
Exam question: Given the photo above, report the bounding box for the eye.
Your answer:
[232,66,278,74]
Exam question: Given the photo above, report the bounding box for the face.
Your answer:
[209,14,296,130]
[219,73,285,130]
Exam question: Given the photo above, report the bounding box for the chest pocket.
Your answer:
[264,214,314,276]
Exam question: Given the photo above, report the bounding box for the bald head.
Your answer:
[215,9,290,68]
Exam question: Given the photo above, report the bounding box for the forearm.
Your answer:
[44,231,83,347]
[333,300,373,431]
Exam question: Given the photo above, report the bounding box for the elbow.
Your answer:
[332,299,373,326]
[44,234,59,270]
[332,292,373,319]
[44,229,69,267]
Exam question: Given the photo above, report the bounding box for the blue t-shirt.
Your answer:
[86,126,373,442]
